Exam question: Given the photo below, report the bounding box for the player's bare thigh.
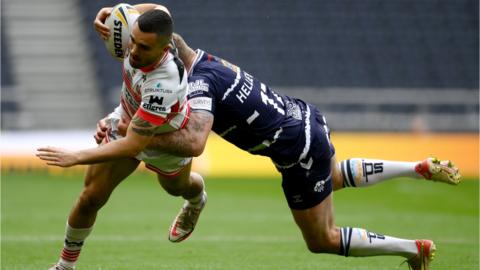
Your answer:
[69,157,140,228]
[83,158,140,189]
[83,137,141,190]
[288,155,341,253]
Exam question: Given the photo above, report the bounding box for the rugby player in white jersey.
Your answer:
[37,5,207,270]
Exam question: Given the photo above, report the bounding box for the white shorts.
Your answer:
[106,108,192,176]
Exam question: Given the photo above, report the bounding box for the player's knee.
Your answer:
[162,184,186,197]
[189,172,204,188]
[77,188,109,213]
[305,230,339,254]
[306,243,326,254]
[306,241,334,254]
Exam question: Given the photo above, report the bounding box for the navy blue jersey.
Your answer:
[187,50,331,167]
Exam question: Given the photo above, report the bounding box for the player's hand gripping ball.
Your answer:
[104,3,139,61]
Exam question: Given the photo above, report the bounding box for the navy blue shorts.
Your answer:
[276,108,335,210]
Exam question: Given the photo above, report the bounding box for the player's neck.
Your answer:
[140,51,168,73]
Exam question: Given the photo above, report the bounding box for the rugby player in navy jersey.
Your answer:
[93,7,460,270]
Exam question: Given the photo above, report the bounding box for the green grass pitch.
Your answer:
[2,171,478,270]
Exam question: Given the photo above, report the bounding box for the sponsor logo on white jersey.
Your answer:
[142,95,167,112]
[144,87,173,94]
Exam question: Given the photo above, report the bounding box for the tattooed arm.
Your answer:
[147,111,214,157]
[36,112,156,167]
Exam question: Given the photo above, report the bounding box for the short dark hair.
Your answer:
[137,9,173,39]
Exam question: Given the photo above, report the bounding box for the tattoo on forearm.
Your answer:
[132,127,156,136]
[190,112,212,133]
[146,111,213,156]
[132,116,153,128]
[132,115,156,136]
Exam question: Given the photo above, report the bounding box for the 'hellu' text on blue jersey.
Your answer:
[187,50,319,166]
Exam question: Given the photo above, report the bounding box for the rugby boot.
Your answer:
[405,239,436,270]
[48,263,74,270]
[415,157,461,185]
[169,191,207,242]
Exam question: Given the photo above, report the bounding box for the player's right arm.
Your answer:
[36,112,157,167]
[148,110,213,157]
[97,109,213,157]
[115,110,213,157]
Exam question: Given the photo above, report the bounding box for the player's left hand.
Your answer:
[94,7,113,40]
[36,146,79,167]
[94,117,108,144]
[117,115,130,137]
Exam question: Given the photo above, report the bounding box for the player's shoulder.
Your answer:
[144,54,186,89]
[150,53,184,80]
[193,50,239,75]
[190,50,239,89]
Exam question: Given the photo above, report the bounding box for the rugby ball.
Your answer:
[104,3,140,61]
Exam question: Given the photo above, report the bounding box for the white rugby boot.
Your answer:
[48,263,74,270]
[169,191,207,243]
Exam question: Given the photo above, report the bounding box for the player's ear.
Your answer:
[157,35,171,51]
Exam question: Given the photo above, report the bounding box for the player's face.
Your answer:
[128,23,168,69]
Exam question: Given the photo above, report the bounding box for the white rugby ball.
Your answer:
[104,3,140,61]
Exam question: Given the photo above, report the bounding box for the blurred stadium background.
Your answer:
[1,0,478,177]
[1,1,479,269]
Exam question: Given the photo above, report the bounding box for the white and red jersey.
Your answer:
[119,51,189,131]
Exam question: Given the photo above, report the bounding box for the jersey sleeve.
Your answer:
[137,76,184,126]
[187,74,216,114]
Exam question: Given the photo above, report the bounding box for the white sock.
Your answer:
[339,227,418,258]
[340,158,420,187]
[187,173,205,206]
[57,222,92,268]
